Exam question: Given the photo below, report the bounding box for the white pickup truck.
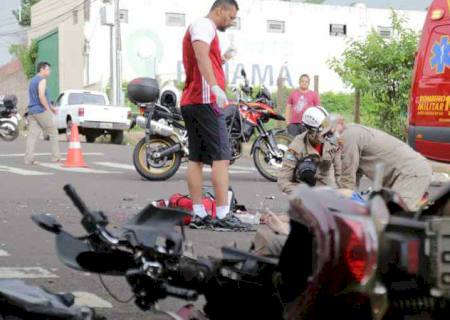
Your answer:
[55,90,131,144]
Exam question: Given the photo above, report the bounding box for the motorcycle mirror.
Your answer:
[31,213,62,234]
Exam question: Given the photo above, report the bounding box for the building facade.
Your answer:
[29,0,427,100]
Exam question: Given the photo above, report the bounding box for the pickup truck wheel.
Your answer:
[86,134,96,143]
[111,130,124,145]
[66,120,72,141]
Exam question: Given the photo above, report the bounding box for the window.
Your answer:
[55,94,64,107]
[267,20,285,33]
[120,9,128,24]
[73,10,78,24]
[165,13,185,27]
[378,26,392,38]
[330,24,346,36]
[68,93,106,106]
[230,17,241,30]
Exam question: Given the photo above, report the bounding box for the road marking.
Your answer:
[93,162,256,174]
[178,166,255,174]
[73,291,113,308]
[230,165,257,172]
[38,163,121,174]
[0,267,58,279]
[0,152,104,158]
[0,250,9,257]
[95,161,135,170]
[0,165,52,176]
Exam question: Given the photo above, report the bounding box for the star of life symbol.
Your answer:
[430,36,450,74]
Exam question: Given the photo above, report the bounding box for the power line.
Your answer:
[33,0,86,17]
[0,0,85,32]
[0,0,83,29]
[0,0,96,37]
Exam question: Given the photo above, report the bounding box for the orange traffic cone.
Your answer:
[63,123,88,168]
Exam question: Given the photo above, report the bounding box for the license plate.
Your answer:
[99,122,113,129]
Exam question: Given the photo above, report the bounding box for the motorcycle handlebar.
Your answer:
[63,184,91,218]
[63,184,119,244]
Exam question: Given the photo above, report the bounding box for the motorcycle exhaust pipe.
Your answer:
[152,143,181,159]
[136,116,175,137]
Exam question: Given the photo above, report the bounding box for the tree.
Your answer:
[9,41,38,79]
[12,0,42,27]
[328,12,419,140]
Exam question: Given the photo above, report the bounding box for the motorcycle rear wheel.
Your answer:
[133,136,182,181]
[253,132,291,182]
[0,120,19,141]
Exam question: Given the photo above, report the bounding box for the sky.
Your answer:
[0,0,25,66]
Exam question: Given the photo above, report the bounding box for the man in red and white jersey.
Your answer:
[181,0,247,231]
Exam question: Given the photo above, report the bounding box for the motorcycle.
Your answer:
[32,169,450,319]
[0,95,21,141]
[0,279,101,320]
[129,72,291,182]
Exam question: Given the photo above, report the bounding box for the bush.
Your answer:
[9,41,38,79]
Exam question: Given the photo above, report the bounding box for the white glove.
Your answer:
[211,85,228,109]
[223,47,237,62]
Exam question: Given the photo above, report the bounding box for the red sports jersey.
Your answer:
[181,18,226,106]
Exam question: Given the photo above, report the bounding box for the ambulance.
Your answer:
[408,0,450,162]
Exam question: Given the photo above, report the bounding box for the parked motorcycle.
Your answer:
[0,279,101,320]
[32,171,450,319]
[128,73,291,182]
[0,95,21,141]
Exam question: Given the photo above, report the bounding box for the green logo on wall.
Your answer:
[126,30,164,78]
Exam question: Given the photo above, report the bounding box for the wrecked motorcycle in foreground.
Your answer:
[32,167,450,319]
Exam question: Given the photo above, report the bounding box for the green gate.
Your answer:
[35,30,59,102]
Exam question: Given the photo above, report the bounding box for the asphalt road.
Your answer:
[0,137,289,319]
[1,136,447,319]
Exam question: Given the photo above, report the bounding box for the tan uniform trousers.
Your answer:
[253,227,288,257]
[25,111,60,164]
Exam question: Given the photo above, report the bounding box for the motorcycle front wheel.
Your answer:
[253,132,292,182]
[0,120,19,141]
[133,136,182,181]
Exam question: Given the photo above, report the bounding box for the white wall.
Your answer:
[86,0,426,92]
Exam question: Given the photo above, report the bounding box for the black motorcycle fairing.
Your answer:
[221,246,279,266]
[122,205,190,254]
[0,279,93,319]
[55,231,134,276]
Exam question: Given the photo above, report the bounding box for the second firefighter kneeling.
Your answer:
[278,106,342,194]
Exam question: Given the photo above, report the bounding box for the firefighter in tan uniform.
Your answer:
[255,107,343,257]
[278,106,342,194]
[332,116,432,211]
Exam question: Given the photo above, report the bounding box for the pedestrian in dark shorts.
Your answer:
[180,0,248,231]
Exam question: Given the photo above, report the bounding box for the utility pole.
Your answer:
[109,22,116,105]
[114,0,122,105]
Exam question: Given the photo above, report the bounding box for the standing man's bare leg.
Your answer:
[187,161,208,218]
[212,160,230,218]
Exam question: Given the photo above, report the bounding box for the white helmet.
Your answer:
[302,106,330,130]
